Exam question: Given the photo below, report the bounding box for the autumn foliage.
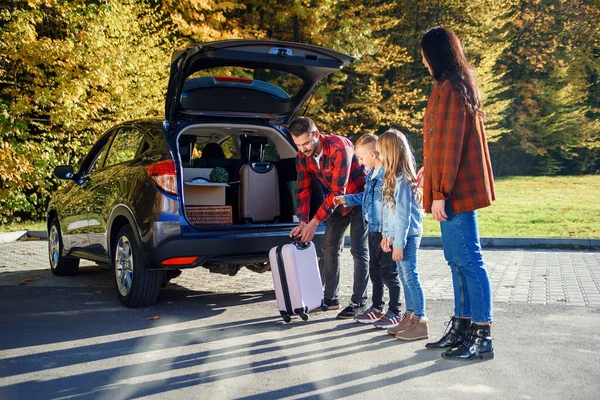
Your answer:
[1,0,599,222]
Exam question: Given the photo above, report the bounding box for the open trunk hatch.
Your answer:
[165,40,355,127]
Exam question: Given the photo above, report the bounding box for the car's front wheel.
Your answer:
[113,224,164,307]
[48,218,80,276]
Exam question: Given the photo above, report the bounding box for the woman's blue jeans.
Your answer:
[440,202,493,323]
[397,235,426,318]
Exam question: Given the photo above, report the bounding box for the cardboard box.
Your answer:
[184,181,228,206]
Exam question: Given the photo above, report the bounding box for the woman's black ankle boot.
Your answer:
[442,323,494,361]
[425,316,471,349]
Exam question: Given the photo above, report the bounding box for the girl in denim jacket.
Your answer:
[333,133,403,329]
[378,129,428,341]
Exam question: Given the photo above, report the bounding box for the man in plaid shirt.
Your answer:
[289,117,369,319]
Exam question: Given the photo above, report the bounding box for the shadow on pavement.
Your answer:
[0,279,464,400]
[0,264,112,288]
[0,284,278,352]
[0,283,375,399]
[0,312,458,400]
[238,349,469,400]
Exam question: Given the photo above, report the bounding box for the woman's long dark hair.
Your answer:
[421,27,483,118]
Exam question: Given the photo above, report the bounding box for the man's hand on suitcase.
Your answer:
[290,222,306,238]
[290,220,318,243]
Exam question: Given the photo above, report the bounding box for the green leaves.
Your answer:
[0,0,598,222]
[0,0,173,222]
[494,0,600,174]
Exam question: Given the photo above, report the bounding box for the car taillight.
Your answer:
[161,256,198,266]
[145,160,177,195]
[214,76,253,84]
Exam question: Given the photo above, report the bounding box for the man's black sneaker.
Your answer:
[336,303,365,319]
[324,298,340,310]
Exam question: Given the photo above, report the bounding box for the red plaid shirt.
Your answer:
[423,80,496,214]
[296,134,365,223]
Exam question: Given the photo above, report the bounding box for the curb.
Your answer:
[479,237,600,250]
[0,231,27,243]
[0,230,47,242]
[26,230,48,239]
[1,231,598,250]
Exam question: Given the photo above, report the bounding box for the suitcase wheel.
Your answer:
[280,312,292,323]
[320,300,328,312]
[299,312,309,321]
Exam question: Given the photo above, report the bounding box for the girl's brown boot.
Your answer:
[387,312,413,336]
[396,316,429,341]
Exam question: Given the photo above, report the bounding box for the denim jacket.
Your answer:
[343,167,384,233]
[382,176,423,249]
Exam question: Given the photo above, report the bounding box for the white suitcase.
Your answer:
[269,241,325,322]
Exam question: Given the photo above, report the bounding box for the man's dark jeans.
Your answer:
[321,206,369,305]
[368,231,402,313]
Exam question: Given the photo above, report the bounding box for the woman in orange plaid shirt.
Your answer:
[418,27,496,361]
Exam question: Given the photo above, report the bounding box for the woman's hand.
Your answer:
[416,166,424,188]
[333,196,346,206]
[431,199,448,222]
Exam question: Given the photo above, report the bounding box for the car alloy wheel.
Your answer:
[112,224,163,307]
[49,224,60,270]
[115,235,134,297]
[48,218,79,276]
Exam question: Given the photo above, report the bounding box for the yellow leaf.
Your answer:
[147,315,160,320]
[19,275,39,285]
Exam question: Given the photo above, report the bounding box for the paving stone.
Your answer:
[2,241,600,307]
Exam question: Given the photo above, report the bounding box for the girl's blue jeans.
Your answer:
[397,235,426,318]
[440,202,493,323]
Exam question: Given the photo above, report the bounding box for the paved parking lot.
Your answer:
[1,240,599,307]
[2,239,600,399]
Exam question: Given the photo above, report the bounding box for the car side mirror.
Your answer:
[53,165,74,180]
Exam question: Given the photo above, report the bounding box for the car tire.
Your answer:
[113,224,164,308]
[48,218,80,276]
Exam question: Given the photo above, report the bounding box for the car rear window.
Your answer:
[181,67,304,110]
[193,138,238,160]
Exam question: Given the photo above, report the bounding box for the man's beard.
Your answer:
[304,146,316,157]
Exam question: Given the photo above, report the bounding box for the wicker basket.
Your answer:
[186,206,232,226]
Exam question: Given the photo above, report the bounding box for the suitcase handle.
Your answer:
[290,236,311,250]
[250,162,274,173]
[275,245,293,316]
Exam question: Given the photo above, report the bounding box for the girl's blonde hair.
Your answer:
[376,128,420,206]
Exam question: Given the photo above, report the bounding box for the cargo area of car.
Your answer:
[176,123,310,228]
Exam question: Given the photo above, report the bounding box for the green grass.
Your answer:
[0,220,46,233]
[1,176,599,238]
[423,175,600,238]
